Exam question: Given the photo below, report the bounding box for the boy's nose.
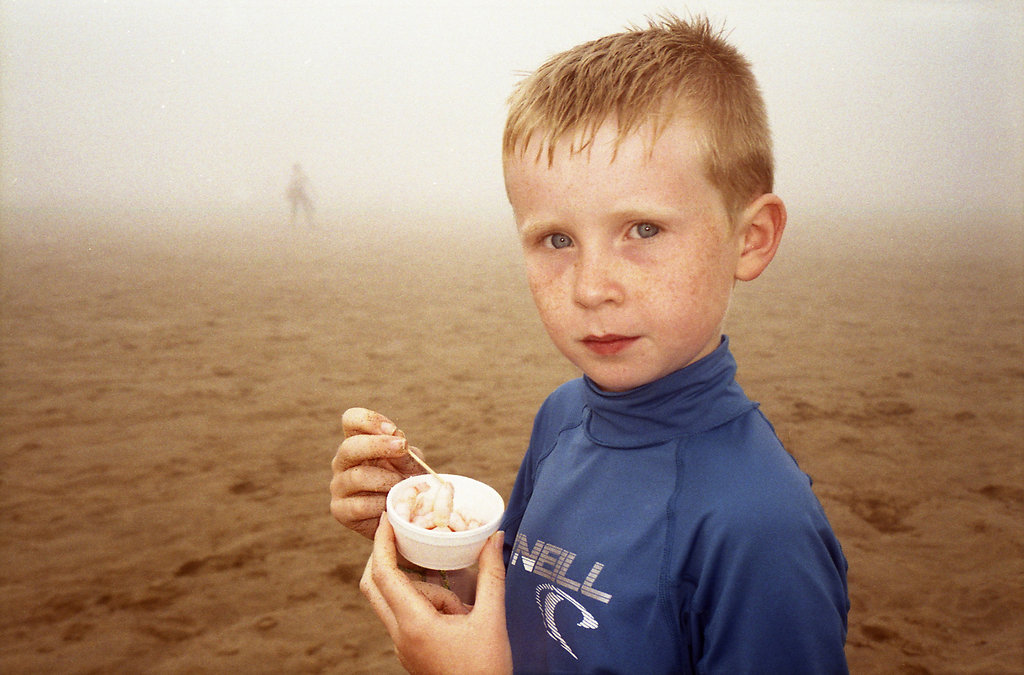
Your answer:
[572,249,625,308]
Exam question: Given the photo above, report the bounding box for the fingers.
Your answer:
[391,446,427,476]
[361,517,470,618]
[331,409,429,540]
[364,515,450,645]
[332,432,408,473]
[471,531,514,673]
[342,407,398,438]
[334,408,427,478]
[369,515,438,621]
[412,581,470,616]
[473,531,508,618]
[329,491,387,537]
[332,462,408,498]
[362,519,512,675]
[360,551,399,638]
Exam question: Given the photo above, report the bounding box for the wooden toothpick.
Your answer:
[405,445,448,486]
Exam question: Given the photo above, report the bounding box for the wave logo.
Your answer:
[535,584,599,659]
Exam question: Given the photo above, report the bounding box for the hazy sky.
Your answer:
[2,0,1022,226]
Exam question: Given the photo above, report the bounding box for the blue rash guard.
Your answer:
[500,338,849,674]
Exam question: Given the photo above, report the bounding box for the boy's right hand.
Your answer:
[330,407,425,540]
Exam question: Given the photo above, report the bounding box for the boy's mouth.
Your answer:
[581,334,639,356]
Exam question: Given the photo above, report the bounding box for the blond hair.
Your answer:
[503,14,773,221]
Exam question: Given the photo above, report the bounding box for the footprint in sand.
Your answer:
[328,562,363,585]
[227,478,279,501]
[975,484,1024,509]
[175,546,265,577]
[840,491,916,534]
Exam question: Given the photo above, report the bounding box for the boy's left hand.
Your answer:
[360,515,513,675]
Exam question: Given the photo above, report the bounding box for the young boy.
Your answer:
[331,15,849,674]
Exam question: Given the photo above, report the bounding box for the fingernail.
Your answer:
[387,437,406,451]
[381,421,397,435]
[492,531,504,549]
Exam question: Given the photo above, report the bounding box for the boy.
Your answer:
[331,15,849,674]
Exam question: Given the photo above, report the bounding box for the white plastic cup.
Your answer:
[386,473,504,570]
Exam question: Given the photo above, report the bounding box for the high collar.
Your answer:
[582,337,756,448]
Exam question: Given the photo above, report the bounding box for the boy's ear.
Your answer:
[734,193,786,282]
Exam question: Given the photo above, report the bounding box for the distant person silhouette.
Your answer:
[286,163,316,228]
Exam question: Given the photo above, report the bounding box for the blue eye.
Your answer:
[631,222,659,239]
[546,233,573,249]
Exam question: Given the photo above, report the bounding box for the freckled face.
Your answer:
[505,120,744,392]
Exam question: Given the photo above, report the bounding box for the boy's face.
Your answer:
[506,119,746,392]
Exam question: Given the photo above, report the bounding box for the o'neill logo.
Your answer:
[510,531,613,659]
[535,584,598,659]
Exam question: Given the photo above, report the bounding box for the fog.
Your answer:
[2,0,1022,229]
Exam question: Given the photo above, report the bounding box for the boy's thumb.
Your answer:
[474,531,507,611]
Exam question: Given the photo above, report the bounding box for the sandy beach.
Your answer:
[1,206,1021,673]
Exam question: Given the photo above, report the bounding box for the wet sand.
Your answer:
[1,208,1021,673]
